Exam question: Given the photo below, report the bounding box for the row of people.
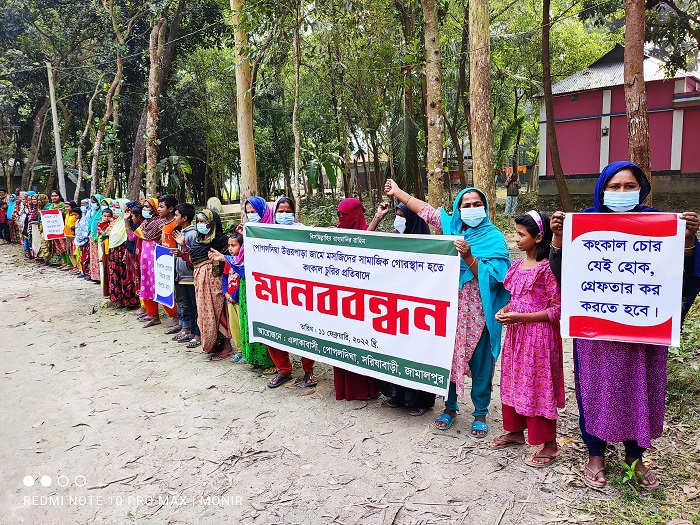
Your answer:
[4,160,698,490]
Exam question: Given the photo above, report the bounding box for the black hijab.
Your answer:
[397,203,430,235]
[189,208,229,263]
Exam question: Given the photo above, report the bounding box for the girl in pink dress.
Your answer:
[493,210,564,467]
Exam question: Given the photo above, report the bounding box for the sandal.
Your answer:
[635,464,660,491]
[409,407,427,417]
[267,373,292,389]
[231,353,243,363]
[582,466,607,489]
[471,420,489,438]
[490,434,526,449]
[133,308,147,316]
[433,412,456,430]
[303,373,318,387]
[210,351,234,361]
[524,450,560,468]
[387,398,401,408]
[186,338,201,348]
[178,334,195,343]
[138,315,152,322]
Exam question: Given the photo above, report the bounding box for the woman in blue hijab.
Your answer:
[549,161,699,490]
[384,179,510,436]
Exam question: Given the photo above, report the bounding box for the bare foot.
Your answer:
[143,317,161,328]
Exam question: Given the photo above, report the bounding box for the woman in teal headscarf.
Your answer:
[384,179,510,437]
[87,194,105,283]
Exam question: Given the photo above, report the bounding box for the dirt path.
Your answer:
[0,242,601,525]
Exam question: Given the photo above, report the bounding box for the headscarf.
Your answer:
[584,161,656,213]
[397,203,430,235]
[26,190,36,196]
[7,194,16,218]
[189,208,229,263]
[439,188,511,360]
[88,194,105,240]
[273,196,300,224]
[108,199,129,248]
[39,194,49,209]
[337,198,367,230]
[245,196,275,224]
[134,197,165,241]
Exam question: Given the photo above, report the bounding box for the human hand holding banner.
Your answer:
[561,213,684,346]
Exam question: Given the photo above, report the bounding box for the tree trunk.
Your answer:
[231,0,259,209]
[376,86,395,181]
[542,0,574,211]
[21,99,50,190]
[421,0,444,209]
[291,0,303,215]
[370,129,381,204]
[145,15,167,198]
[126,0,186,200]
[624,0,652,200]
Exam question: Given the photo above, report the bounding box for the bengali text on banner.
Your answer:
[561,213,685,346]
[244,224,462,396]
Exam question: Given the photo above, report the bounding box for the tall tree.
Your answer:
[421,0,444,209]
[145,12,167,198]
[469,0,495,217]
[624,0,652,191]
[541,0,573,211]
[231,0,258,206]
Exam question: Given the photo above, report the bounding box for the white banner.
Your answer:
[40,209,65,240]
[244,224,461,396]
[561,212,684,346]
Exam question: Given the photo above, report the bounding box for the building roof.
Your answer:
[552,44,695,95]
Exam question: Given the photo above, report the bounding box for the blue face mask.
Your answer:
[80,206,87,214]
[101,205,108,210]
[197,223,210,235]
[275,212,294,225]
[114,208,123,216]
[247,212,261,223]
[90,202,97,210]
[141,209,152,219]
[460,206,486,228]
[603,190,640,212]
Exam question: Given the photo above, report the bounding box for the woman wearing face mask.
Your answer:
[384,179,510,437]
[266,197,318,388]
[75,198,93,279]
[368,201,436,414]
[243,195,275,225]
[87,194,105,282]
[189,209,232,357]
[549,161,700,490]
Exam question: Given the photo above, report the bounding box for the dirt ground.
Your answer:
[0,240,619,525]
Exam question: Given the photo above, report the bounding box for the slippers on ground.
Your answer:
[210,351,234,361]
[409,407,427,417]
[471,420,489,438]
[303,373,318,387]
[524,451,560,468]
[231,353,243,363]
[386,398,400,408]
[636,466,660,491]
[172,331,190,341]
[267,373,293,389]
[490,434,526,449]
[582,466,607,489]
[186,339,201,349]
[433,412,456,430]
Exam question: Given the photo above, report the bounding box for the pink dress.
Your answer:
[139,239,157,300]
[419,205,487,397]
[500,259,564,420]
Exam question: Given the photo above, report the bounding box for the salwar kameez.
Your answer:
[89,239,100,280]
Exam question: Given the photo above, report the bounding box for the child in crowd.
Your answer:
[221,232,244,357]
[158,194,181,331]
[62,200,80,273]
[493,210,564,468]
[172,203,200,347]
[97,207,114,296]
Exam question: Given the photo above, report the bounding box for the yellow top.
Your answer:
[64,213,77,237]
